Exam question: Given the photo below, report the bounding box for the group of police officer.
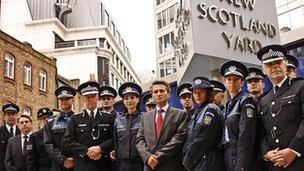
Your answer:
[0,43,303,171]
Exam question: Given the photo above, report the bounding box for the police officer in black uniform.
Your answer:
[141,92,156,112]
[210,80,226,110]
[246,67,266,171]
[183,77,224,171]
[64,81,114,171]
[177,82,193,114]
[220,60,258,171]
[246,67,265,101]
[285,54,299,79]
[0,103,20,171]
[44,85,76,171]
[257,45,304,170]
[111,82,143,171]
[28,108,53,171]
[99,85,119,117]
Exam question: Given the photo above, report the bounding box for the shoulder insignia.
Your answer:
[246,108,254,118]
[203,115,212,125]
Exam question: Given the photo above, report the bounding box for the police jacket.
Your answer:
[28,129,52,171]
[183,102,224,171]
[64,108,114,171]
[223,91,257,170]
[44,111,74,166]
[114,111,142,160]
[260,78,304,170]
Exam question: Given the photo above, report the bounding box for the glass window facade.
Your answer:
[276,0,304,30]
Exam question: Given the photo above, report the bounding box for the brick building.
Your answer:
[0,30,57,129]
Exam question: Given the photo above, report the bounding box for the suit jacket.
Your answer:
[5,135,27,171]
[136,106,188,171]
[0,125,20,171]
[64,108,114,171]
[260,78,304,170]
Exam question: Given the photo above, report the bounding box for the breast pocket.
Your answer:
[75,126,91,133]
[281,97,300,122]
[98,124,111,138]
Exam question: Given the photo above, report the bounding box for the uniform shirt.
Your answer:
[86,108,98,118]
[5,124,16,137]
[21,133,31,151]
[155,103,169,122]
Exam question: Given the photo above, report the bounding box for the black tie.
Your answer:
[274,85,279,94]
[22,135,28,157]
[90,111,95,120]
[10,126,14,137]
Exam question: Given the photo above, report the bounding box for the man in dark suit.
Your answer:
[0,103,21,171]
[257,45,304,170]
[136,80,188,171]
[64,81,114,171]
[28,108,53,171]
[5,114,33,171]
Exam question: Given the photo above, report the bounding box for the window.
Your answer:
[23,107,31,116]
[116,57,119,69]
[162,11,167,27]
[117,31,122,46]
[157,13,162,29]
[159,58,177,77]
[116,78,119,89]
[39,69,47,91]
[105,11,110,27]
[23,62,31,85]
[158,31,174,54]
[4,53,14,79]
[99,38,105,48]
[169,5,176,23]
[111,73,115,86]
[111,21,116,37]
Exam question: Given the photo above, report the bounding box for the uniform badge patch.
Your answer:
[246,108,254,118]
[203,115,212,125]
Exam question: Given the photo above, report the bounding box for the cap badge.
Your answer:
[229,65,237,72]
[194,79,202,85]
[250,72,256,77]
[125,87,132,92]
[62,90,67,95]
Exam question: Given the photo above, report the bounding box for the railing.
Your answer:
[55,41,75,49]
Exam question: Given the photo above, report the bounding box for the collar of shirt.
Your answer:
[155,103,169,122]
[5,124,16,135]
[273,76,287,88]
[86,108,98,118]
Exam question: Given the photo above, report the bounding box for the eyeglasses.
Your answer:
[19,120,30,125]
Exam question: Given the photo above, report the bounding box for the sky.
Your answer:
[103,0,156,73]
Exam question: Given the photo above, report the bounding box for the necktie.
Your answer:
[10,126,14,137]
[155,109,164,138]
[90,111,95,121]
[22,135,28,157]
[274,85,279,94]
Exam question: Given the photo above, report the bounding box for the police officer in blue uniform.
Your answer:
[64,81,114,171]
[111,82,143,171]
[246,67,266,171]
[285,54,299,79]
[210,80,226,110]
[177,82,193,114]
[183,77,224,171]
[220,60,258,171]
[257,45,304,170]
[0,103,20,171]
[99,85,119,117]
[28,108,53,171]
[44,85,76,171]
[142,92,156,112]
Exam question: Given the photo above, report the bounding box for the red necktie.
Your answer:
[155,109,164,138]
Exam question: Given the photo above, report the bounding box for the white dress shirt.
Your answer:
[5,124,16,137]
[155,103,169,122]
